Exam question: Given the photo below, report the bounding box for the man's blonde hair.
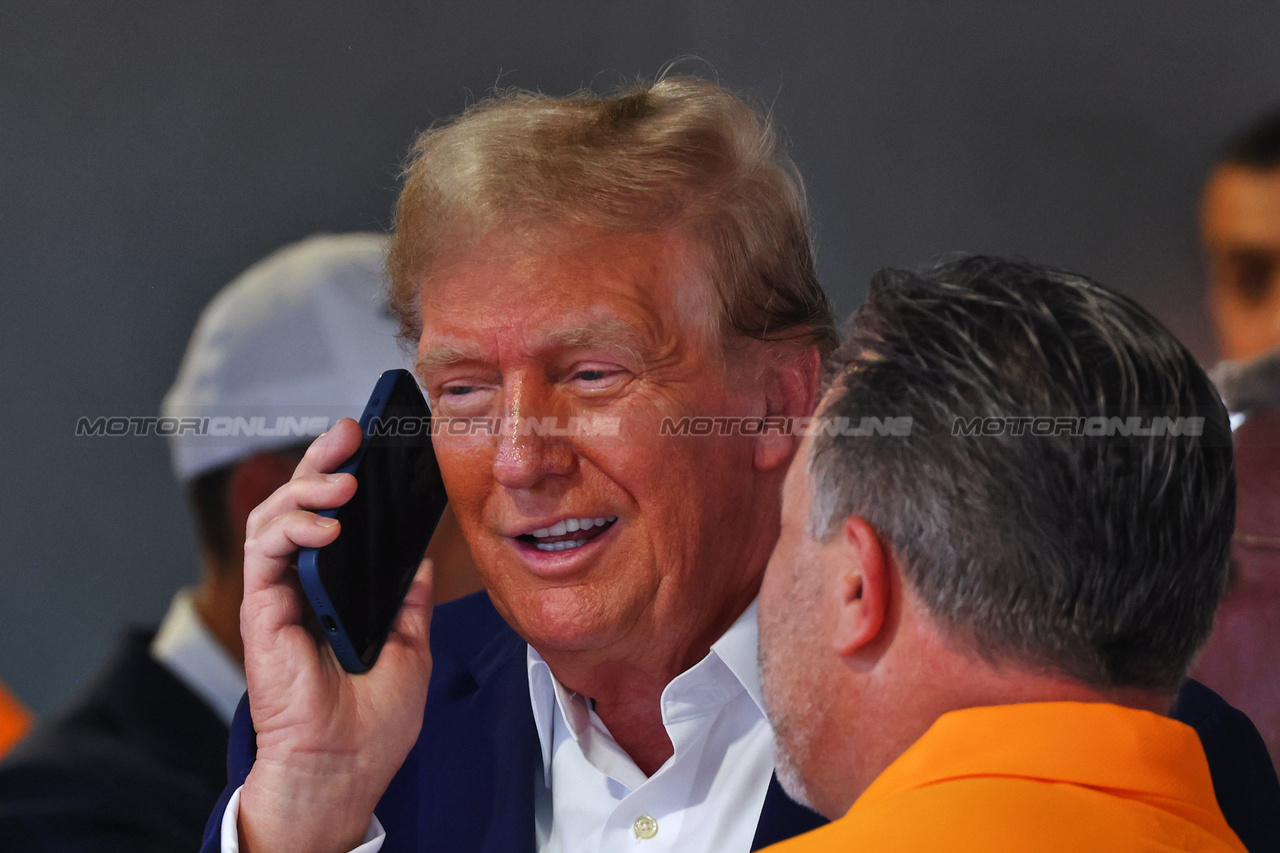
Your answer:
[388,77,836,355]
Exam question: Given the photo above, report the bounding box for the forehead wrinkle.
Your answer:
[413,233,716,379]
[542,318,654,364]
[414,318,664,378]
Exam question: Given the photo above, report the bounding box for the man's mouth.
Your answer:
[516,516,619,552]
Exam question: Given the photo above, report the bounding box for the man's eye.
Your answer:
[443,385,476,396]
[570,367,628,387]
[1227,252,1275,305]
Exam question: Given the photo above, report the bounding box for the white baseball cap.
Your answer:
[161,232,410,484]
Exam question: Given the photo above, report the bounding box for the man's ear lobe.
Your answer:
[831,516,890,657]
[753,345,823,472]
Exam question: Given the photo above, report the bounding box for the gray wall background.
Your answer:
[2,1,1276,715]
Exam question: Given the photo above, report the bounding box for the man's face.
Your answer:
[414,226,779,676]
[1202,164,1280,361]
[758,432,841,816]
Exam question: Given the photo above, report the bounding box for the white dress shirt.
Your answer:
[220,600,775,853]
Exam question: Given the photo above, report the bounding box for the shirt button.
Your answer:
[633,814,659,839]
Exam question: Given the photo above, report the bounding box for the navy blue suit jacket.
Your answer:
[202,592,1280,852]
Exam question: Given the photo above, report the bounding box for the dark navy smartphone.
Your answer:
[298,369,447,673]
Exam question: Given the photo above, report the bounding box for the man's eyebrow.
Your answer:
[415,344,478,375]
[544,320,649,360]
[414,320,652,377]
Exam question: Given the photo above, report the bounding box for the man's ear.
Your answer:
[754,345,822,472]
[830,516,890,657]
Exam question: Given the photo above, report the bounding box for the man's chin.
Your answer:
[772,740,818,813]
[500,585,627,653]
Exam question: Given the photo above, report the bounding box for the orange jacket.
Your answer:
[0,680,32,757]
[763,702,1245,852]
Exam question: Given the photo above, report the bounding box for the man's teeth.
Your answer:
[536,539,589,552]
[530,516,617,538]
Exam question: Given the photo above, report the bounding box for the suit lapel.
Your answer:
[464,628,541,853]
[375,608,541,853]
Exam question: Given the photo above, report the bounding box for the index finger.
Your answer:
[294,417,364,478]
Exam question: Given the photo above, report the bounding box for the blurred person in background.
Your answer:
[1196,108,1280,771]
[1203,108,1280,362]
[0,233,481,852]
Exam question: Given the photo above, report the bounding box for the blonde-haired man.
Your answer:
[207,78,835,853]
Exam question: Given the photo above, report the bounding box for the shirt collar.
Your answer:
[711,598,766,717]
[526,597,763,785]
[857,702,1222,814]
[149,588,246,726]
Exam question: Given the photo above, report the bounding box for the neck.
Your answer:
[551,580,758,777]
[833,624,1174,815]
[590,672,679,777]
[192,556,245,667]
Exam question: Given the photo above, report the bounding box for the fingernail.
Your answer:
[317,517,339,527]
[325,473,346,483]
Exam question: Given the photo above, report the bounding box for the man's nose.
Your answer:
[491,379,576,489]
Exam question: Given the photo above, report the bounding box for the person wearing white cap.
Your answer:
[0,233,480,852]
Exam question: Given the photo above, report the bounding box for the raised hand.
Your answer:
[236,419,434,853]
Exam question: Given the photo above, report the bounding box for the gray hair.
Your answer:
[809,256,1235,692]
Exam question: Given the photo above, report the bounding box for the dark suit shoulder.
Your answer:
[1173,678,1280,853]
[0,628,230,853]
